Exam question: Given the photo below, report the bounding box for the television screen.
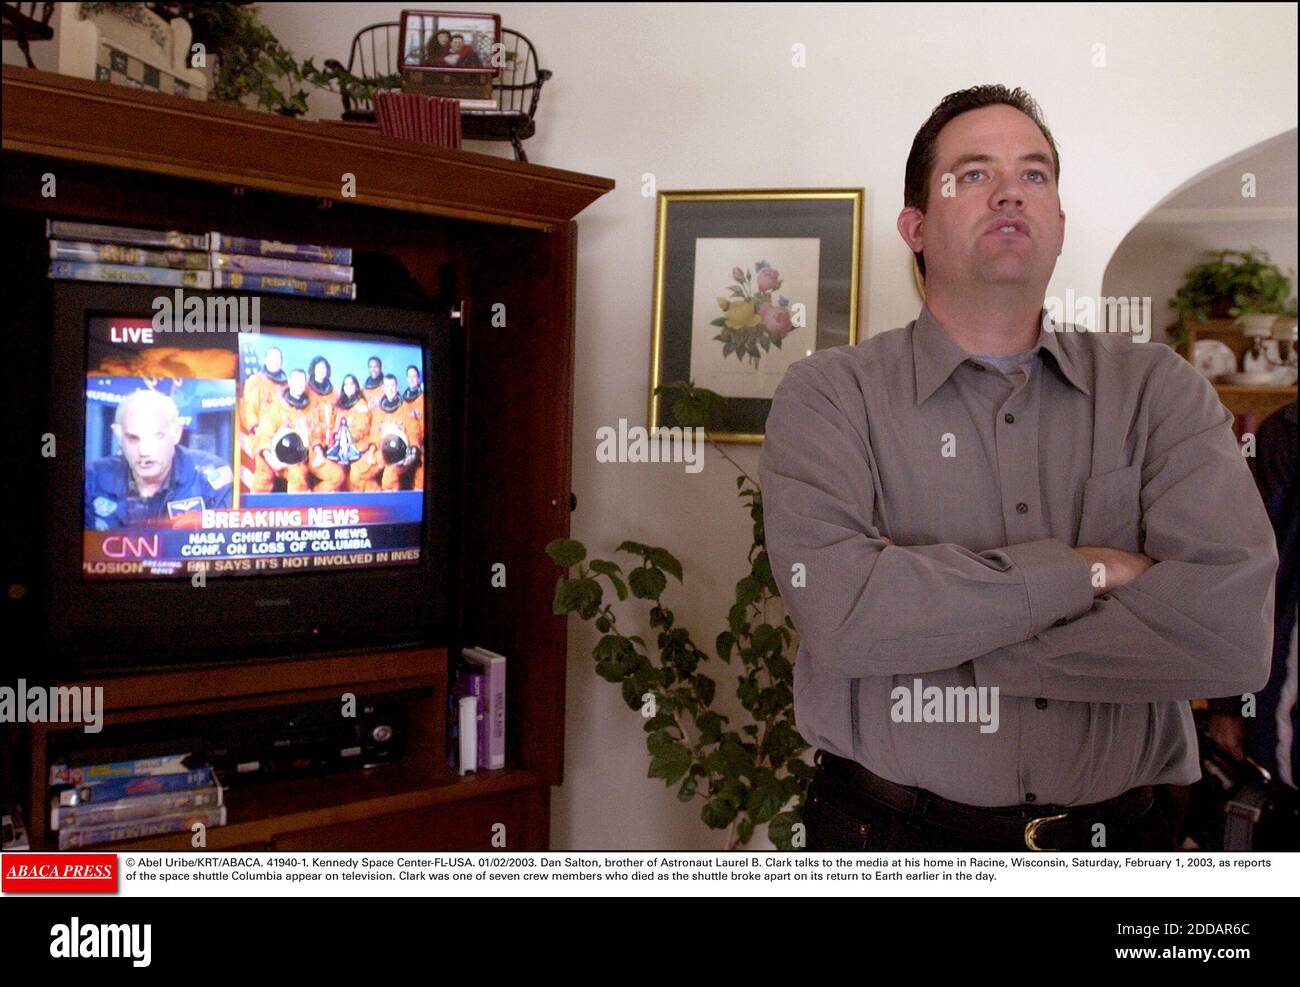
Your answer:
[82,316,428,581]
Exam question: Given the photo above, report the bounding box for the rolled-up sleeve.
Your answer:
[975,353,1278,701]
[759,359,1094,678]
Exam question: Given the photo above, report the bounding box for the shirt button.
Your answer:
[1035,698,1049,710]
[1004,413,1015,424]
[1025,793,1037,803]
[1015,502,1029,514]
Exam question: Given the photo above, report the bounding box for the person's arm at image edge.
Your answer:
[758,358,1096,678]
[974,354,1278,702]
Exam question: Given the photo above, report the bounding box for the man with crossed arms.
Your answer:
[759,85,1277,851]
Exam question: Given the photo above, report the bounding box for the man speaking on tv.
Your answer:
[85,387,232,530]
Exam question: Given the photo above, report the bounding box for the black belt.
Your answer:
[814,749,1156,850]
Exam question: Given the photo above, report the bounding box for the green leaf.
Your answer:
[677,774,698,802]
[552,576,602,615]
[649,548,684,581]
[766,810,801,850]
[716,630,736,663]
[751,622,780,654]
[546,538,586,567]
[736,575,761,608]
[750,774,784,825]
[696,710,726,745]
[701,799,737,828]
[647,731,692,785]
[629,566,668,600]
[736,816,755,845]
[693,674,716,705]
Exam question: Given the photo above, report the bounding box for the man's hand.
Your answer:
[1074,546,1155,597]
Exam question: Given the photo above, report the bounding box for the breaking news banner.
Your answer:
[0,853,1294,972]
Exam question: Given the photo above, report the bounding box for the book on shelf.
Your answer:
[58,806,227,850]
[50,240,210,270]
[51,782,223,831]
[55,767,216,807]
[212,270,357,299]
[209,233,352,265]
[210,252,353,283]
[455,666,487,770]
[448,684,478,776]
[49,261,213,289]
[462,646,506,769]
[50,753,191,787]
[46,219,210,251]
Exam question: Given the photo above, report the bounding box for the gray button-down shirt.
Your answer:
[758,304,1278,807]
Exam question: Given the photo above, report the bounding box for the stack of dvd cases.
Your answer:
[49,755,226,849]
[47,220,357,300]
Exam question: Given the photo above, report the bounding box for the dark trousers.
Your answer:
[804,750,1178,851]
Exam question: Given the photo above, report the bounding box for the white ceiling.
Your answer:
[1147,129,1297,218]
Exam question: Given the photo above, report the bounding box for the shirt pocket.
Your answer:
[1076,464,1142,552]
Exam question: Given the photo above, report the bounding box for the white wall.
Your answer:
[1102,130,1298,343]
[1105,219,1297,344]
[23,2,1290,850]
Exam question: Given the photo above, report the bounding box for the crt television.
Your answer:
[46,282,456,671]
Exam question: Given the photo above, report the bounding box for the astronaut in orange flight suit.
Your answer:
[304,356,335,417]
[402,365,425,490]
[368,374,422,492]
[322,374,375,492]
[240,346,287,436]
[251,369,345,493]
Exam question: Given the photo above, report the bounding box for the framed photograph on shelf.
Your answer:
[648,189,863,443]
[398,9,501,98]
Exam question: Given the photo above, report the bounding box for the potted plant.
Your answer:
[1169,247,1298,348]
[547,382,809,850]
[79,3,383,116]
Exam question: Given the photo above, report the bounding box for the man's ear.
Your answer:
[897,206,924,254]
[1057,208,1066,257]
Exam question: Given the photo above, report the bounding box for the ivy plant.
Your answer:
[547,381,811,850]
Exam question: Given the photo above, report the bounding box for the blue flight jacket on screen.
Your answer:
[85,445,233,529]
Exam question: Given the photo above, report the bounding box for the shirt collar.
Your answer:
[912,303,1091,404]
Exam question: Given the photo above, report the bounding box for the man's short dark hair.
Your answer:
[904,85,1060,277]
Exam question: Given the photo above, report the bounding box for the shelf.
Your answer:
[96,766,541,852]
[2,65,614,231]
[4,69,609,850]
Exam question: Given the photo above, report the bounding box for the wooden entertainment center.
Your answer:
[1,66,613,851]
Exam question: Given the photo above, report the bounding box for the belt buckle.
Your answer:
[1024,811,1069,851]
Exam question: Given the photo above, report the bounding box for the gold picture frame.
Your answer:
[648,188,864,444]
